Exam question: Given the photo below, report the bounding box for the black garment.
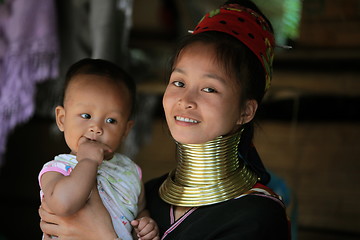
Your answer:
[145,174,289,240]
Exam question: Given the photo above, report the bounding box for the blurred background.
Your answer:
[0,0,359,239]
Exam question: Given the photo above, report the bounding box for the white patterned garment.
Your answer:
[39,153,142,240]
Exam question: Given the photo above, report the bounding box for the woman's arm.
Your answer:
[39,186,118,240]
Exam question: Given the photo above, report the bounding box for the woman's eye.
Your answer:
[106,118,117,124]
[173,81,184,87]
[202,87,217,93]
[80,113,91,119]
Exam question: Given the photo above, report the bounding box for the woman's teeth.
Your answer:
[176,116,199,123]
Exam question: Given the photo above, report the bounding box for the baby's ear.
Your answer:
[237,99,258,125]
[123,120,134,139]
[55,106,66,132]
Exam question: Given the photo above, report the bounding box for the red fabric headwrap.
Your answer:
[192,5,275,91]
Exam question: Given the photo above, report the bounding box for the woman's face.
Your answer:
[163,42,248,144]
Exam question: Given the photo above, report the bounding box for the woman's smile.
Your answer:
[175,116,200,124]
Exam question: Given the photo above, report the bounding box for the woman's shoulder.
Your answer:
[184,195,289,239]
[144,174,169,207]
[235,182,286,209]
[200,189,281,214]
[213,183,287,223]
[226,193,286,218]
[145,174,168,191]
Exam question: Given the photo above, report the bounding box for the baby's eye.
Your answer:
[173,81,184,88]
[106,118,117,124]
[202,87,217,93]
[80,113,91,119]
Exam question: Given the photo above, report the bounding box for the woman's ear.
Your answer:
[237,99,258,125]
[55,106,66,132]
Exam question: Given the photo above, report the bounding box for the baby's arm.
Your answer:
[131,183,160,240]
[40,138,111,216]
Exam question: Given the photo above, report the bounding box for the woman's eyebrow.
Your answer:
[172,68,186,75]
[204,73,226,84]
[172,68,226,84]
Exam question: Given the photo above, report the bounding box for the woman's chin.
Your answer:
[172,134,214,145]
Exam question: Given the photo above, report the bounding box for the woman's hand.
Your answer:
[39,186,117,240]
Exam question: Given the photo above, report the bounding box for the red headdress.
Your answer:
[192,4,275,91]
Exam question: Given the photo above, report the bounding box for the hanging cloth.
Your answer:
[0,0,59,165]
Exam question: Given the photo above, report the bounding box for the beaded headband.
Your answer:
[191,4,275,91]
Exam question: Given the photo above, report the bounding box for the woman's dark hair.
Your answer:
[168,0,273,184]
[61,58,137,119]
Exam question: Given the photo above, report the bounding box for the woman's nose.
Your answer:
[178,90,197,109]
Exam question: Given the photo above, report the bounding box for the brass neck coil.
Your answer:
[159,130,258,206]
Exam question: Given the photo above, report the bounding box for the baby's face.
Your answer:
[57,74,133,157]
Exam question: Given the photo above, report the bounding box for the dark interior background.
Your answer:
[0,0,359,239]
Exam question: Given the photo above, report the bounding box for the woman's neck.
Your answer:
[159,130,259,207]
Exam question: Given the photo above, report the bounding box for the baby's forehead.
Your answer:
[68,73,128,91]
[69,73,122,86]
[65,74,130,100]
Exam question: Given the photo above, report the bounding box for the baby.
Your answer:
[38,58,158,240]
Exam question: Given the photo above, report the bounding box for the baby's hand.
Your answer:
[131,217,160,240]
[77,137,112,165]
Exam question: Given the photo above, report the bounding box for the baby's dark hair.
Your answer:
[61,58,136,119]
